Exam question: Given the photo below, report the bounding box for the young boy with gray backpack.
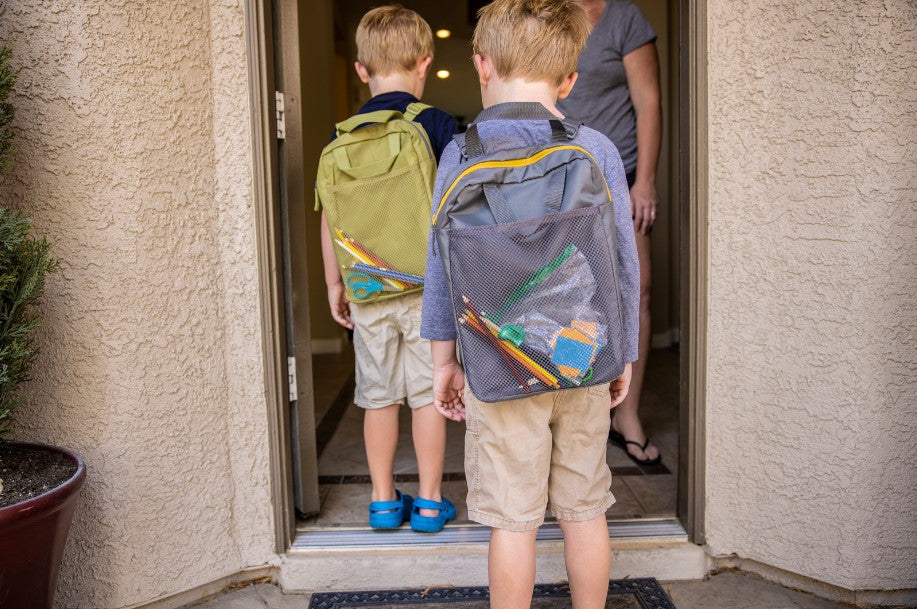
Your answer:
[314,6,457,532]
[421,0,640,603]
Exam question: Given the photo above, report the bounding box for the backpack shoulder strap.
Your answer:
[452,132,468,161]
[460,119,571,159]
[403,102,431,122]
[334,109,404,136]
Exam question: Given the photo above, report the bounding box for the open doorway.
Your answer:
[275,0,686,535]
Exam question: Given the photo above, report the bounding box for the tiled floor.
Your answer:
[311,347,354,425]
[303,346,679,528]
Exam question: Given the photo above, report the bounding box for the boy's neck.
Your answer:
[481,78,564,118]
[368,72,423,100]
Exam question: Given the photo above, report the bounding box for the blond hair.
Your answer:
[472,0,591,86]
[356,5,434,76]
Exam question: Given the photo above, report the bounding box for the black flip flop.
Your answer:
[609,429,662,466]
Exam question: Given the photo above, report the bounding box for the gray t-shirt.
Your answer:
[557,1,656,174]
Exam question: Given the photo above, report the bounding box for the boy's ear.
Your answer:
[557,71,579,100]
[415,55,433,79]
[354,61,371,84]
[473,54,491,86]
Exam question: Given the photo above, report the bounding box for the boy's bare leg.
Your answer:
[489,528,538,609]
[364,404,400,503]
[559,515,612,609]
[612,231,659,462]
[412,403,446,517]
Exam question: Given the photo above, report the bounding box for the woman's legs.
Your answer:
[612,230,659,462]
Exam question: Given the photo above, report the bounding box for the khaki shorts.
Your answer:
[464,383,615,531]
[351,293,434,409]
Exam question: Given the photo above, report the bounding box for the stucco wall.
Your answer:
[0,1,276,607]
[705,0,917,591]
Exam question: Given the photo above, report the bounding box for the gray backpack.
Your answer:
[432,109,626,402]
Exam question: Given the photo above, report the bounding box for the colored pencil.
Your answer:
[469,310,558,389]
[475,313,561,388]
[479,315,557,383]
[463,296,560,389]
[335,229,409,289]
[460,314,530,392]
[333,238,402,290]
[351,263,424,284]
[484,315,577,387]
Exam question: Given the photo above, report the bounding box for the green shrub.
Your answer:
[0,210,56,437]
[0,47,57,437]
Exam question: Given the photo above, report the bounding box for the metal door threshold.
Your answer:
[291,518,686,550]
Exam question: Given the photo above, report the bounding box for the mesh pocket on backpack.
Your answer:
[323,160,434,303]
[448,205,625,402]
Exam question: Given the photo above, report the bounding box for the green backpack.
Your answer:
[315,102,435,304]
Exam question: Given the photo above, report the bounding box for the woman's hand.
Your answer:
[630,178,657,235]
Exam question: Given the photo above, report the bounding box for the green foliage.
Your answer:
[0,209,57,437]
[0,45,14,174]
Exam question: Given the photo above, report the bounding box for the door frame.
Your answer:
[248,0,711,550]
[677,0,709,544]
[245,0,296,551]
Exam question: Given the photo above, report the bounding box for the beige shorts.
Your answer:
[350,293,434,409]
[464,382,615,531]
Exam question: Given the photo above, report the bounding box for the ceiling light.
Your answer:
[436,69,450,79]
[435,29,451,39]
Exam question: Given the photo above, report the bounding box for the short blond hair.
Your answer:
[473,0,591,86]
[356,5,434,76]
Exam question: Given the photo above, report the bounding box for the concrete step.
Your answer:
[280,520,709,591]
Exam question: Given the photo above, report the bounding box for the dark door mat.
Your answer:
[308,579,676,609]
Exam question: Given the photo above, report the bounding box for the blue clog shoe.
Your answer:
[369,489,413,529]
[409,497,456,533]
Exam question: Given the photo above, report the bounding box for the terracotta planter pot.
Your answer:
[0,443,86,609]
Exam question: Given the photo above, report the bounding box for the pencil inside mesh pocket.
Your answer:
[448,206,625,402]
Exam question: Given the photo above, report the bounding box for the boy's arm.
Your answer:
[422,141,465,420]
[602,139,640,364]
[320,212,353,329]
[421,142,462,342]
[431,339,465,421]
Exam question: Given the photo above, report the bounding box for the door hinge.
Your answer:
[275,91,286,140]
[287,356,298,402]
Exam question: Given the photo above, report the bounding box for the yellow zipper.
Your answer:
[432,145,613,224]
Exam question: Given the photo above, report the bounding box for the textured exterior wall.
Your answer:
[705,0,917,591]
[0,1,277,607]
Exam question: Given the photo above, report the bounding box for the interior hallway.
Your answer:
[300,345,678,528]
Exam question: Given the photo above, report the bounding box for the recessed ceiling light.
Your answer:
[436,69,451,79]
[435,29,451,39]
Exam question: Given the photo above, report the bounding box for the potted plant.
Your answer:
[0,45,86,609]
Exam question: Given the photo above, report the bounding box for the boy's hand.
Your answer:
[433,362,466,421]
[609,362,633,409]
[327,282,353,329]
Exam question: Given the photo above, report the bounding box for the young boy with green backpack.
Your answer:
[314,6,458,532]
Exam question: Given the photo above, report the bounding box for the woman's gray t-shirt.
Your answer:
[557,1,656,174]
